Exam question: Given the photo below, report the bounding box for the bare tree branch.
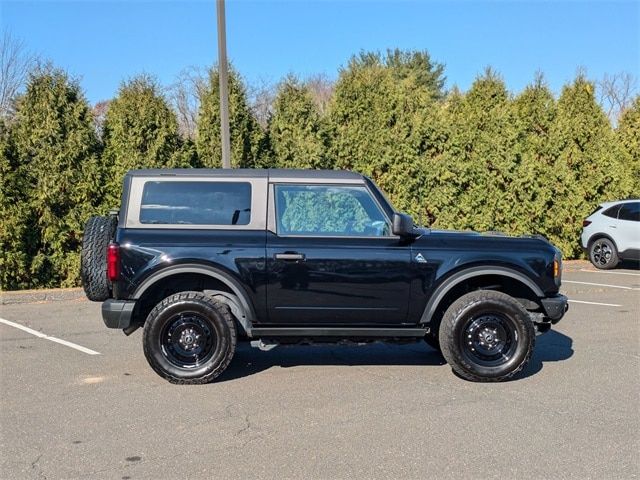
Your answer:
[168,66,207,139]
[0,32,36,119]
[597,72,638,125]
[247,77,277,129]
[305,73,334,115]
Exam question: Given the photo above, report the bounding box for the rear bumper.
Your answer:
[540,294,568,323]
[102,299,136,329]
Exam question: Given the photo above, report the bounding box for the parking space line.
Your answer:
[563,280,638,290]
[579,268,640,277]
[0,317,100,355]
[568,299,622,307]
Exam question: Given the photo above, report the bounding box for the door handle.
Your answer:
[274,252,305,261]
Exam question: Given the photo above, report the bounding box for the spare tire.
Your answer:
[81,215,117,301]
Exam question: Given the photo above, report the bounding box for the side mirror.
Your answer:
[392,212,416,237]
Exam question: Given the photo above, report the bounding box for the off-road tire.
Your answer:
[81,215,117,301]
[589,237,619,270]
[142,292,237,384]
[439,290,535,382]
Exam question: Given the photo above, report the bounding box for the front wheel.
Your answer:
[142,291,236,384]
[439,290,535,382]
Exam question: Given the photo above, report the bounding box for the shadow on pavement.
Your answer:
[515,329,574,380]
[217,330,573,383]
[218,341,446,383]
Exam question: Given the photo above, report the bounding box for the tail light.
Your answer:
[582,220,592,227]
[107,243,120,281]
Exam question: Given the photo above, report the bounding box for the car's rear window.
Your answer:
[602,205,621,219]
[140,181,251,225]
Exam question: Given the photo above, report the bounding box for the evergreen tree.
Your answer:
[102,75,187,208]
[329,52,443,217]
[196,66,265,168]
[12,67,102,287]
[428,69,518,232]
[0,119,34,289]
[349,49,446,98]
[509,75,564,239]
[550,75,632,256]
[269,77,329,169]
[617,96,640,195]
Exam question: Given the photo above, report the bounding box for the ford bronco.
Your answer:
[81,169,567,383]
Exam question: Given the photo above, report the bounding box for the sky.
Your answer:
[1,0,639,105]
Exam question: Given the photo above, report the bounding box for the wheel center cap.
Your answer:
[179,328,198,349]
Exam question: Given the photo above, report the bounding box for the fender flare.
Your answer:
[587,232,619,251]
[419,266,544,325]
[132,264,256,335]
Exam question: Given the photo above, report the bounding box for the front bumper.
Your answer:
[102,299,136,329]
[540,294,568,323]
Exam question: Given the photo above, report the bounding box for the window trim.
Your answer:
[270,182,395,239]
[126,176,267,230]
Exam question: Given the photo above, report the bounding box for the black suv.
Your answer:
[81,169,567,383]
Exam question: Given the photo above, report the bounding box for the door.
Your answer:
[266,183,412,326]
[616,202,640,252]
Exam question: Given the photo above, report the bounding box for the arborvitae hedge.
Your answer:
[196,66,265,168]
[101,75,192,209]
[269,77,329,169]
[10,68,102,287]
[1,52,638,290]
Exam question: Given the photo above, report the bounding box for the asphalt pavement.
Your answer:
[1,261,639,480]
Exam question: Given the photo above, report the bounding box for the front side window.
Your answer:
[140,181,251,225]
[618,202,640,222]
[275,184,390,237]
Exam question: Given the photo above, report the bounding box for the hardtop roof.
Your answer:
[126,168,365,182]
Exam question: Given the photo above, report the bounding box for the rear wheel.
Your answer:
[589,237,619,270]
[81,215,117,301]
[439,290,534,382]
[142,292,236,384]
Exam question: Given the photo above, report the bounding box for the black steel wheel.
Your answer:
[589,238,619,270]
[143,291,236,384]
[439,290,534,382]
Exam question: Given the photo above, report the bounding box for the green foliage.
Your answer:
[426,69,518,232]
[329,53,443,217]
[350,49,446,99]
[617,96,640,195]
[0,119,34,289]
[2,51,638,290]
[196,66,265,168]
[101,75,186,208]
[268,77,329,169]
[548,76,633,256]
[10,68,102,288]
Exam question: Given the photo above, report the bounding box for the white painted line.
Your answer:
[568,299,622,307]
[0,317,100,355]
[563,280,639,291]
[579,268,640,277]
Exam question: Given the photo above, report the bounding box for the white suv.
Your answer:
[581,199,640,269]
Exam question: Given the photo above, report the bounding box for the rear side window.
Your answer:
[602,205,621,218]
[140,181,251,225]
[618,202,640,222]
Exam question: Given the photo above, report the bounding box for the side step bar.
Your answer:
[250,327,428,338]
